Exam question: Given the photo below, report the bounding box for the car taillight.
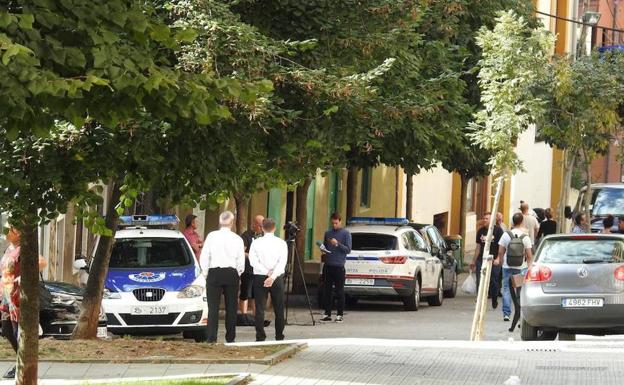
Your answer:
[525,265,552,282]
[614,266,624,281]
[380,256,407,264]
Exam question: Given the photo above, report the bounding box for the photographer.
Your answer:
[320,212,351,323]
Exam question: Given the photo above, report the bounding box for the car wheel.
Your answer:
[345,296,359,307]
[427,275,444,306]
[521,319,538,341]
[444,271,457,298]
[537,330,558,341]
[403,277,421,311]
[184,329,209,343]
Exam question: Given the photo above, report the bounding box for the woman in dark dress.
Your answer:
[537,208,557,245]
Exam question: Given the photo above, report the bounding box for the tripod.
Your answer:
[284,235,316,326]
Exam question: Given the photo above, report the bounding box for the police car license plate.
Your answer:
[561,298,604,308]
[345,278,375,286]
[97,327,108,339]
[131,306,168,315]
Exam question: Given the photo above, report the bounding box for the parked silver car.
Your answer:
[521,234,624,340]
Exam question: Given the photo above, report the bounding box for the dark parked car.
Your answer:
[40,281,108,339]
[570,183,624,232]
[409,224,459,298]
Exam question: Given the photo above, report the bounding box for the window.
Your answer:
[410,231,429,252]
[360,167,372,207]
[538,239,624,264]
[110,238,193,268]
[465,178,475,212]
[352,233,398,251]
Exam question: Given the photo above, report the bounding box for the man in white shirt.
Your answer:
[200,211,245,343]
[494,213,533,322]
[249,218,288,341]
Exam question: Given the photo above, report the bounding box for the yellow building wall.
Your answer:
[354,166,399,217]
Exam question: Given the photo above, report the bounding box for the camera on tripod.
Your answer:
[283,221,300,240]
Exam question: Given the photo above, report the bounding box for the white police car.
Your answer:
[344,218,444,311]
[102,215,208,342]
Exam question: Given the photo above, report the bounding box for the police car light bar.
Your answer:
[347,217,409,226]
[118,215,180,227]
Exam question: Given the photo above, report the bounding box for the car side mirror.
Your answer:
[564,206,572,219]
[449,243,459,251]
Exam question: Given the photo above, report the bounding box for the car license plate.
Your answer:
[131,306,168,315]
[561,298,604,308]
[97,326,108,339]
[346,278,375,286]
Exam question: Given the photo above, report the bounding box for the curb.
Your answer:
[226,374,251,385]
[0,343,306,365]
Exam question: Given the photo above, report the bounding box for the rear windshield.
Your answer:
[110,238,193,268]
[537,239,624,264]
[592,188,624,216]
[351,233,398,251]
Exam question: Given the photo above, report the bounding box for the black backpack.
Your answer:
[506,231,527,267]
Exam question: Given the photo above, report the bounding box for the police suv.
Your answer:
[344,217,444,311]
[102,215,208,342]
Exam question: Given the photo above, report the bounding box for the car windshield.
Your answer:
[351,233,398,251]
[110,238,193,268]
[592,188,624,216]
[537,238,624,264]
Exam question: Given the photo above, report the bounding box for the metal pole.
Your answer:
[470,175,505,341]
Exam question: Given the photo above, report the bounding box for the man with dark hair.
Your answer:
[182,214,202,261]
[249,218,288,341]
[320,212,352,323]
[494,212,533,322]
[470,212,503,309]
[571,213,587,234]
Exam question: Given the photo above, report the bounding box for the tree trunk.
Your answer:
[584,150,592,234]
[71,181,121,339]
[459,174,469,260]
[293,178,312,294]
[471,175,505,341]
[346,166,358,220]
[557,150,576,233]
[405,173,413,220]
[234,194,249,234]
[16,221,40,385]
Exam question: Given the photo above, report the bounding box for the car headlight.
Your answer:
[103,288,121,300]
[177,285,204,298]
[51,293,76,306]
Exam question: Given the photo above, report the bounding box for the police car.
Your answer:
[102,215,208,342]
[343,217,444,311]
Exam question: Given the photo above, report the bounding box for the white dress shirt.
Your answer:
[199,227,245,276]
[249,232,288,279]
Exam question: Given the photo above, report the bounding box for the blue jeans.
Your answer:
[502,267,527,317]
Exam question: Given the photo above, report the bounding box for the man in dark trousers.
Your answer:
[470,212,503,309]
[200,211,245,343]
[321,212,352,323]
[249,218,288,341]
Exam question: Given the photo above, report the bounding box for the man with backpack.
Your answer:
[494,213,533,322]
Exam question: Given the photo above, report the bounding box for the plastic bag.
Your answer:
[461,272,477,295]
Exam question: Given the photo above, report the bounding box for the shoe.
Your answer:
[3,365,15,379]
[256,337,266,342]
[320,315,332,322]
[335,315,343,323]
[276,335,285,341]
[263,320,271,327]
[492,297,498,309]
[503,315,510,322]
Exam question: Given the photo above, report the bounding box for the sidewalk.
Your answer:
[5,338,624,384]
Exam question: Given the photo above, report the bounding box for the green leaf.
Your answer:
[0,13,15,28]
[1,45,20,65]
[323,106,339,116]
[175,28,197,43]
[18,14,35,29]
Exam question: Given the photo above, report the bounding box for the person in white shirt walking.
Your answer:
[200,211,245,343]
[249,218,288,341]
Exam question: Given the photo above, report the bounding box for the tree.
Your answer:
[469,11,554,341]
[540,53,623,232]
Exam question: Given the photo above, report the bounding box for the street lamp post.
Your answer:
[576,11,602,57]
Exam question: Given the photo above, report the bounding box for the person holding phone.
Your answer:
[320,212,352,323]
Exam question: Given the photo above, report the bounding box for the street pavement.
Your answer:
[3,273,624,384]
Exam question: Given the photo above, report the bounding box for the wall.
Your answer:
[409,166,454,230]
[510,124,554,219]
[354,166,399,218]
